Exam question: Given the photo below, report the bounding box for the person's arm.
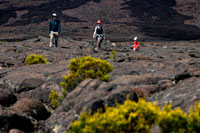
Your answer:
[58,22,61,34]
[93,26,97,39]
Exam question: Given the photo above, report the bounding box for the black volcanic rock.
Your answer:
[0,88,17,107]
[11,98,51,121]
[23,82,63,105]
[0,107,37,133]
[16,78,46,93]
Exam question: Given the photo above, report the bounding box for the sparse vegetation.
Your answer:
[26,54,48,65]
[110,50,117,60]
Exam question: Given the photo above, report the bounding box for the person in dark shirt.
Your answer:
[49,13,61,47]
[93,20,105,51]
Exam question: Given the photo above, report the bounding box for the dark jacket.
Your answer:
[49,20,61,34]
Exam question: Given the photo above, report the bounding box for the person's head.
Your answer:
[97,20,102,25]
[52,13,57,20]
[134,37,138,41]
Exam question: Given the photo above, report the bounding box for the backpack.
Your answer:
[96,25,103,34]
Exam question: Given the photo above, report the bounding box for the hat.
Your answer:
[52,13,57,17]
[97,20,102,24]
[134,37,138,41]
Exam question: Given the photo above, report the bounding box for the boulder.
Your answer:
[11,98,51,120]
[16,78,46,93]
[1,71,46,92]
[0,88,17,107]
[0,107,37,133]
[24,82,62,105]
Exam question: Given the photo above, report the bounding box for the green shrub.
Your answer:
[157,103,188,133]
[49,90,62,109]
[68,98,200,133]
[110,50,117,60]
[187,101,200,133]
[61,89,67,98]
[68,99,159,133]
[26,54,48,65]
[60,56,113,91]
[49,56,113,109]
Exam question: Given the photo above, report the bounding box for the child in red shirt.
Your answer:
[132,37,139,51]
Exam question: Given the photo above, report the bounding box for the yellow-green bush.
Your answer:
[187,101,200,133]
[68,99,159,133]
[50,56,113,109]
[60,56,113,91]
[26,54,48,65]
[49,90,62,109]
[68,99,200,133]
[157,103,188,133]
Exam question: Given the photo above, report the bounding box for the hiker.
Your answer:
[93,20,105,51]
[49,13,61,48]
[133,37,139,51]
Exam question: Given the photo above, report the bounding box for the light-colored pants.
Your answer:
[49,31,59,47]
[96,34,104,49]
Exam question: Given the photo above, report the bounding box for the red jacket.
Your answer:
[134,41,139,49]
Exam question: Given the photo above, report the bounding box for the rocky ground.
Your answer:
[1,0,200,132]
[0,36,200,132]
